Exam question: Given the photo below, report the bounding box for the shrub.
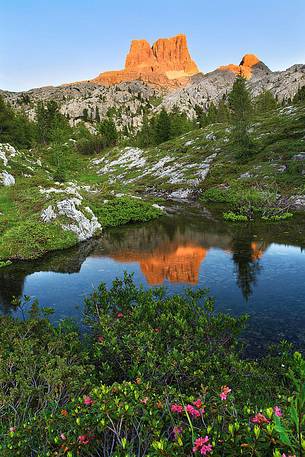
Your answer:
[2,352,305,456]
[0,220,77,260]
[262,212,294,222]
[223,211,248,222]
[75,135,107,155]
[91,197,162,227]
[0,303,94,429]
[84,274,256,394]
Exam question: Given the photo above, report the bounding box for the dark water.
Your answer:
[1,205,305,354]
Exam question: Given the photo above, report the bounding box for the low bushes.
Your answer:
[2,354,305,456]
[91,197,163,227]
[0,275,298,456]
[0,220,78,260]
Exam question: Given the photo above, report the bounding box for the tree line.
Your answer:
[0,81,304,153]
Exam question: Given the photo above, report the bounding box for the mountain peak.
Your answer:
[240,53,260,67]
[92,34,199,89]
[218,53,264,79]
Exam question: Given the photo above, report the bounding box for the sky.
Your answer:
[1,0,305,92]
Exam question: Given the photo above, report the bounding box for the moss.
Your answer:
[0,220,78,261]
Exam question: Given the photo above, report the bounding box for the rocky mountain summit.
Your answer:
[1,35,305,131]
[92,34,199,89]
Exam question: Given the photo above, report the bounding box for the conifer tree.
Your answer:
[254,90,278,113]
[228,74,253,159]
[293,85,305,104]
[97,118,118,146]
[154,109,171,144]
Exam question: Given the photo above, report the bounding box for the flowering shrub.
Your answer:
[0,276,299,456]
[3,353,305,457]
[83,274,288,403]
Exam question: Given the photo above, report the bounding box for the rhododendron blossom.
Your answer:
[193,399,203,409]
[220,386,231,400]
[171,403,183,413]
[83,396,94,406]
[193,436,213,455]
[78,434,90,445]
[186,404,201,417]
[274,405,282,417]
[251,413,270,425]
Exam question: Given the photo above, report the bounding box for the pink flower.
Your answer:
[193,436,213,455]
[78,434,90,445]
[274,406,282,417]
[97,335,104,343]
[117,312,124,318]
[140,397,149,405]
[193,399,203,409]
[220,386,232,401]
[282,454,296,457]
[186,404,201,418]
[60,433,66,440]
[171,403,183,414]
[83,396,94,406]
[9,427,16,433]
[251,413,270,425]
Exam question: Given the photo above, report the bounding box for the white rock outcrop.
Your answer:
[41,205,57,223]
[0,171,15,186]
[57,199,101,241]
[0,144,17,167]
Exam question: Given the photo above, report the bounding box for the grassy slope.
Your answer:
[90,104,305,197]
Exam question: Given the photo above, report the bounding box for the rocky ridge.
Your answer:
[1,36,305,131]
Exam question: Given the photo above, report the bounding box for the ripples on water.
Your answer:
[1,205,305,355]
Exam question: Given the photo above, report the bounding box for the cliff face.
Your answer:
[92,34,199,89]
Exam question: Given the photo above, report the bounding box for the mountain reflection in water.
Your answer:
[1,206,305,354]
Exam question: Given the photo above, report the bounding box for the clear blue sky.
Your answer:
[1,0,304,91]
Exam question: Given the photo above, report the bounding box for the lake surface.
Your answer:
[1,204,305,355]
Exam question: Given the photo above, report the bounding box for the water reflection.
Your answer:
[0,205,304,323]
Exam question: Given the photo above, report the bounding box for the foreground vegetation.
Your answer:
[0,275,303,456]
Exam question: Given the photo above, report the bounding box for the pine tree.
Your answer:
[169,110,193,138]
[228,75,253,159]
[136,116,155,147]
[254,90,278,113]
[0,96,15,142]
[97,118,118,146]
[36,100,70,144]
[206,103,218,124]
[95,106,100,122]
[293,85,305,104]
[82,108,88,121]
[154,109,171,144]
[217,100,231,123]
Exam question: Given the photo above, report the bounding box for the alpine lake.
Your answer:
[1,203,305,356]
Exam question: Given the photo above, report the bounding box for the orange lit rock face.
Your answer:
[92,34,199,89]
[111,244,207,285]
[218,54,261,79]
